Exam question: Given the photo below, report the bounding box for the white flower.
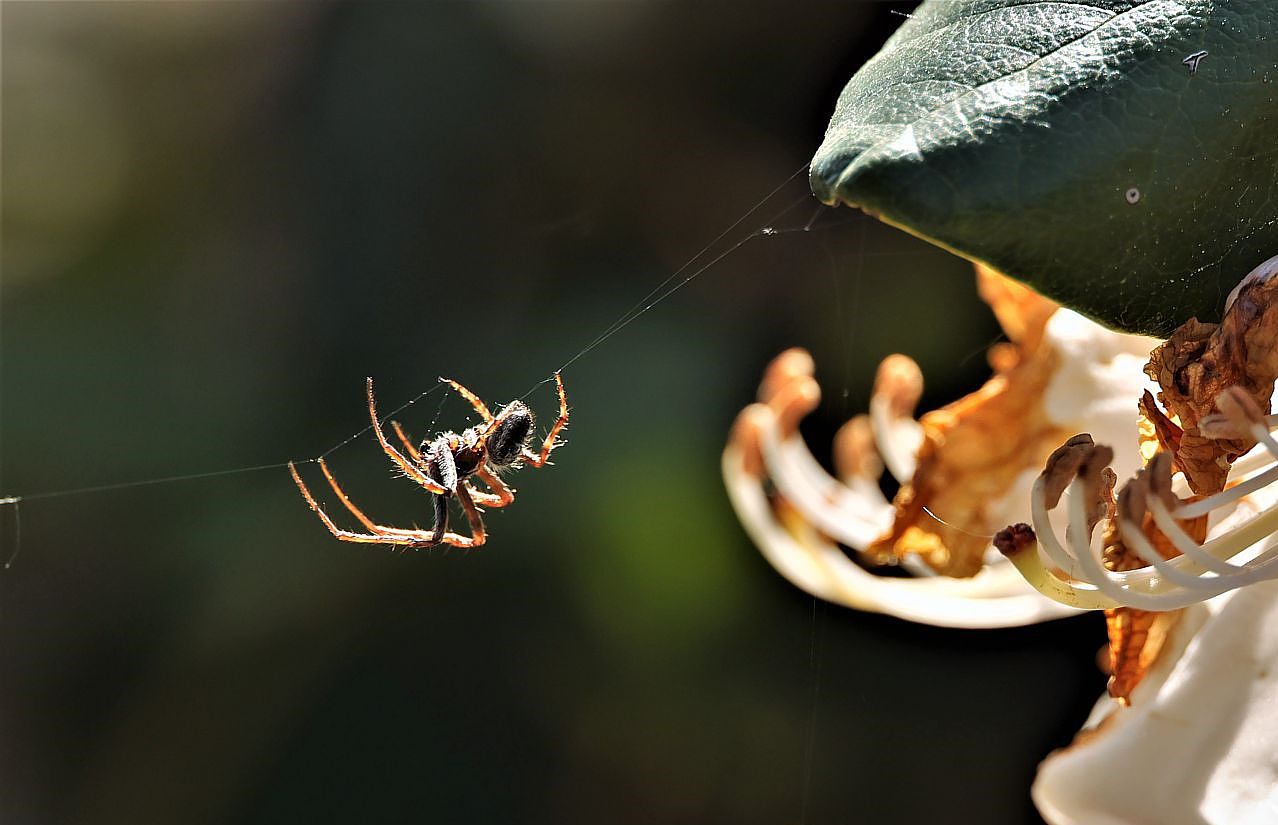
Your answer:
[722,267,1159,627]
[1034,577,1278,825]
[723,256,1278,825]
[1001,255,1278,613]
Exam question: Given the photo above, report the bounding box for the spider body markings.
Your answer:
[289,373,568,549]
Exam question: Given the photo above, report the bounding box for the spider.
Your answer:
[289,373,568,549]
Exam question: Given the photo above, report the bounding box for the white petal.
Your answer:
[1034,578,1278,825]
[723,412,1082,628]
[1040,309,1159,483]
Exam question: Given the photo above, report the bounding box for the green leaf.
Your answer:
[811,0,1278,336]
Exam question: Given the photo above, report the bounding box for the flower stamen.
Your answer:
[724,347,1082,627]
[868,354,924,484]
[1008,425,1278,610]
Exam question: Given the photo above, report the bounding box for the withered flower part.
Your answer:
[1034,576,1278,825]
[723,246,1278,825]
[722,266,1160,627]
[1142,255,1278,494]
[724,345,1074,628]
[1001,389,1278,611]
[1001,257,1278,613]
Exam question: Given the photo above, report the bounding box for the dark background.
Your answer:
[2,2,1107,823]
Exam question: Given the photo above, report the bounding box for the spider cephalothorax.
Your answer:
[289,373,568,549]
[422,398,535,488]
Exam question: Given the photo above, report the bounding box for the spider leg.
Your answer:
[315,458,430,538]
[452,483,488,548]
[469,466,516,508]
[428,490,448,545]
[521,372,569,468]
[390,420,421,461]
[391,414,496,509]
[463,482,502,507]
[367,377,448,495]
[290,460,479,547]
[318,457,478,546]
[441,377,493,422]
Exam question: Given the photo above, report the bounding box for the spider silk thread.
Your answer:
[0,161,871,564]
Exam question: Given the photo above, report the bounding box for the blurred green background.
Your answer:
[2,2,1108,823]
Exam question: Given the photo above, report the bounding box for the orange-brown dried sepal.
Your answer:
[1103,607,1180,707]
[1100,503,1208,705]
[1143,275,1278,495]
[975,263,1058,352]
[1137,390,1183,467]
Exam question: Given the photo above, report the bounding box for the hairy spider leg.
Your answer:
[366,377,449,495]
[301,459,482,547]
[390,420,422,460]
[520,372,570,468]
[474,466,516,508]
[289,461,477,547]
[454,483,487,547]
[441,377,493,422]
[314,459,436,538]
[390,419,511,508]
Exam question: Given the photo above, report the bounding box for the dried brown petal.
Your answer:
[1137,389,1182,464]
[1143,272,1278,494]
[1100,501,1208,704]
[867,269,1073,577]
[974,263,1058,351]
[1103,608,1180,706]
[1089,467,1118,535]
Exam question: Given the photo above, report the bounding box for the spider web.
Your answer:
[0,166,872,562]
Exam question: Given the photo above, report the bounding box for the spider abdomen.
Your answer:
[488,403,534,467]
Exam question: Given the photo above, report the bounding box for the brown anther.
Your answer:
[1078,444,1115,490]
[1040,434,1096,508]
[1116,474,1149,527]
[993,522,1036,557]
[1144,452,1180,511]
[833,415,882,482]
[873,354,924,420]
[1091,467,1118,533]
[1077,444,1116,535]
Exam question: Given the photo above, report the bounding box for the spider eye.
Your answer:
[489,405,533,466]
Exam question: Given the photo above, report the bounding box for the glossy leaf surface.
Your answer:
[812,0,1278,335]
